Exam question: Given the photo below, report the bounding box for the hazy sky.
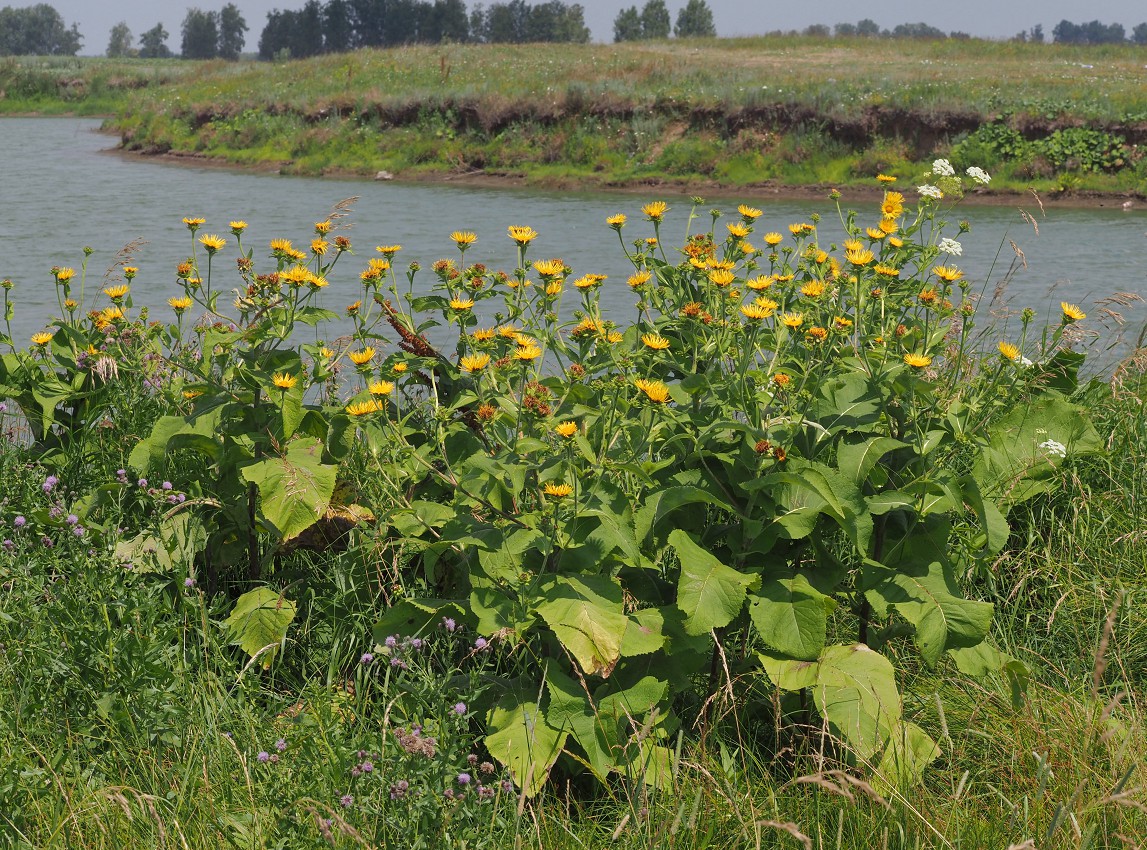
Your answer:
[43,0,1147,55]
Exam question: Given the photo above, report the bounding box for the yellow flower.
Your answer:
[606,331,623,344]
[507,226,539,246]
[763,232,783,246]
[311,239,329,256]
[348,347,376,366]
[634,378,670,403]
[805,326,828,342]
[533,258,565,277]
[320,347,335,359]
[450,296,475,311]
[183,217,205,230]
[846,248,874,266]
[873,264,900,277]
[123,266,138,280]
[641,201,668,222]
[471,327,495,341]
[740,303,774,320]
[375,244,403,257]
[881,192,904,218]
[54,267,75,283]
[346,399,383,416]
[392,362,408,374]
[1061,302,1087,322]
[182,389,204,400]
[833,315,853,330]
[460,353,490,372]
[545,281,563,296]
[754,296,779,311]
[904,352,932,368]
[628,270,652,288]
[933,266,963,283]
[887,236,904,248]
[451,231,477,248]
[346,300,362,315]
[554,421,577,438]
[314,220,332,235]
[781,312,803,329]
[199,234,226,253]
[272,373,298,390]
[772,373,792,388]
[876,173,897,183]
[879,217,898,234]
[498,324,519,338]
[918,288,939,305]
[788,222,814,236]
[865,227,886,240]
[574,274,604,289]
[369,380,395,395]
[708,269,735,287]
[308,274,329,289]
[641,332,670,350]
[607,213,627,229]
[270,238,293,255]
[799,280,826,298]
[104,284,130,301]
[101,307,124,323]
[514,333,537,347]
[515,345,543,361]
[746,275,774,290]
[31,331,54,346]
[998,341,1021,360]
[726,223,750,239]
[230,221,248,234]
[737,204,763,220]
[544,482,574,498]
[842,239,864,253]
[64,299,77,311]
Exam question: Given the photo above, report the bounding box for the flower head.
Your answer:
[230,221,248,235]
[634,378,670,403]
[641,332,670,350]
[460,353,490,373]
[606,213,627,230]
[369,380,395,395]
[881,192,904,218]
[199,234,227,253]
[554,421,577,438]
[998,341,1021,361]
[104,284,130,301]
[903,352,933,368]
[1061,302,1086,323]
[31,331,54,346]
[641,201,668,222]
[917,185,943,200]
[507,225,538,246]
[450,296,475,311]
[346,399,383,416]
[348,347,376,366]
[937,238,962,256]
[966,166,991,184]
[272,373,298,390]
[931,159,955,177]
[876,173,897,183]
[737,204,763,221]
[182,217,205,231]
[543,482,573,498]
[451,231,477,248]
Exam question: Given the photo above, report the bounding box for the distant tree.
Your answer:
[322,0,354,51]
[430,0,470,42]
[1133,23,1147,44]
[181,8,219,58]
[218,2,248,59]
[482,0,530,42]
[890,22,946,39]
[855,18,880,36]
[0,4,82,55]
[949,30,970,40]
[106,21,133,57]
[673,0,714,38]
[1053,19,1125,44]
[138,22,172,58]
[1030,23,1044,43]
[834,22,857,37]
[613,5,641,41]
[803,23,829,37]
[639,0,670,38]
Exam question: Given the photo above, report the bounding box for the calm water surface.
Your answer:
[3,117,1146,363]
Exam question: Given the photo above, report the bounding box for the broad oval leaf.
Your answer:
[225,586,296,668]
[669,529,759,636]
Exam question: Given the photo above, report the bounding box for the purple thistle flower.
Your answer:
[453,702,467,715]
[474,637,488,650]
[13,516,26,529]
[66,514,78,525]
[162,481,173,491]
[443,617,456,632]
[116,469,126,478]
[360,652,374,664]
[184,577,196,588]
[384,635,397,648]
[457,772,471,786]
[42,475,58,493]
[257,751,270,763]
[72,526,84,537]
[275,738,287,752]
[41,536,53,548]
[2,539,13,551]
[339,794,353,808]
[410,637,423,650]
[361,761,373,773]
[137,478,147,488]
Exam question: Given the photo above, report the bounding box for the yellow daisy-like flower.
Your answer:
[270,238,294,255]
[460,353,491,372]
[879,217,898,234]
[772,373,792,388]
[634,378,670,403]
[314,220,332,235]
[104,284,130,301]
[450,296,475,311]
[998,341,1021,360]
[775,273,795,283]
[888,236,904,248]
[933,266,963,283]
[182,389,204,400]
[280,266,311,286]
[641,332,670,350]
[272,373,298,389]
[64,299,77,311]
[918,288,939,305]
[199,234,226,253]
[1061,302,1086,322]
[842,239,864,253]
[904,352,932,368]
[799,280,826,298]
[498,324,519,338]
[746,275,774,290]
[545,281,563,296]
[230,221,248,235]
[876,173,897,183]
[392,362,408,374]
[183,217,205,230]
[348,347,376,366]
[763,232,784,246]
[375,244,403,257]
[641,201,668,222]
[507,226,538,246]
[754,296,779,311]
[873,264,900,278]
[311,239,330,256]
[740,303,774,320]
[513,333,537,348]
[471,327,495,341]
[346,399,383,416]
[606,331,623,345]
[451,231,477,248]
[320,347,335,359]
[628,270,652,288]
[737,204,763,220]
[726,223,750,239]
[805,326,828,342]
[881,192,904,218]
[101,306,124,323]
[606,213,627,229]
[54,267,75,283]
[554,421,577,438]
[346,300,362,315]
[574,275,603,290]
[308,274,329,289]
[833,315,853,330]
[543,482,574,498]
[31,331,54,346]
[846,248,874,266]
[515,344,543,361]
[369,380,395,395]
[865,227,886,240]
[533,258,565,277]
[123,267,138,280]
[781,312,803,329]
[789,222,814,236]
[708,269,736,287]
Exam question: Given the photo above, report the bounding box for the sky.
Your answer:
[43,0,1147,55]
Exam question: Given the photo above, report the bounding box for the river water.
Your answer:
[3,117,1145,366]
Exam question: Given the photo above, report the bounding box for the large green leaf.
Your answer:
[837,436,909,487]
[485,694,567,797]
[669,529,759,636]
[130,410,222,473]
[876,720,941,790]
[113,511,207,574]
[812,644,902,762]
[748,571,836,661]
[239,436,337,541]
[225,586,296,668]
[536,576,627,678]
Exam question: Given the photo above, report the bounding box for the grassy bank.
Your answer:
[92,36,1147,196]
[2,187,1147,846]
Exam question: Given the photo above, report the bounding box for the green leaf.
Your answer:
[748,572,836,660]
[669,529,759,636]
[130,410,222,473]
[635,486,735,545]
[812,644,901,761]
[225,586,296,668]
[876,720,941,790]
[113,512,207,574]
[621,608,666,657]
[485,694,567,797]
[373,599,464,642]
[240,436,337,541]
[536,576,627,678]
[837,436,909,487]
